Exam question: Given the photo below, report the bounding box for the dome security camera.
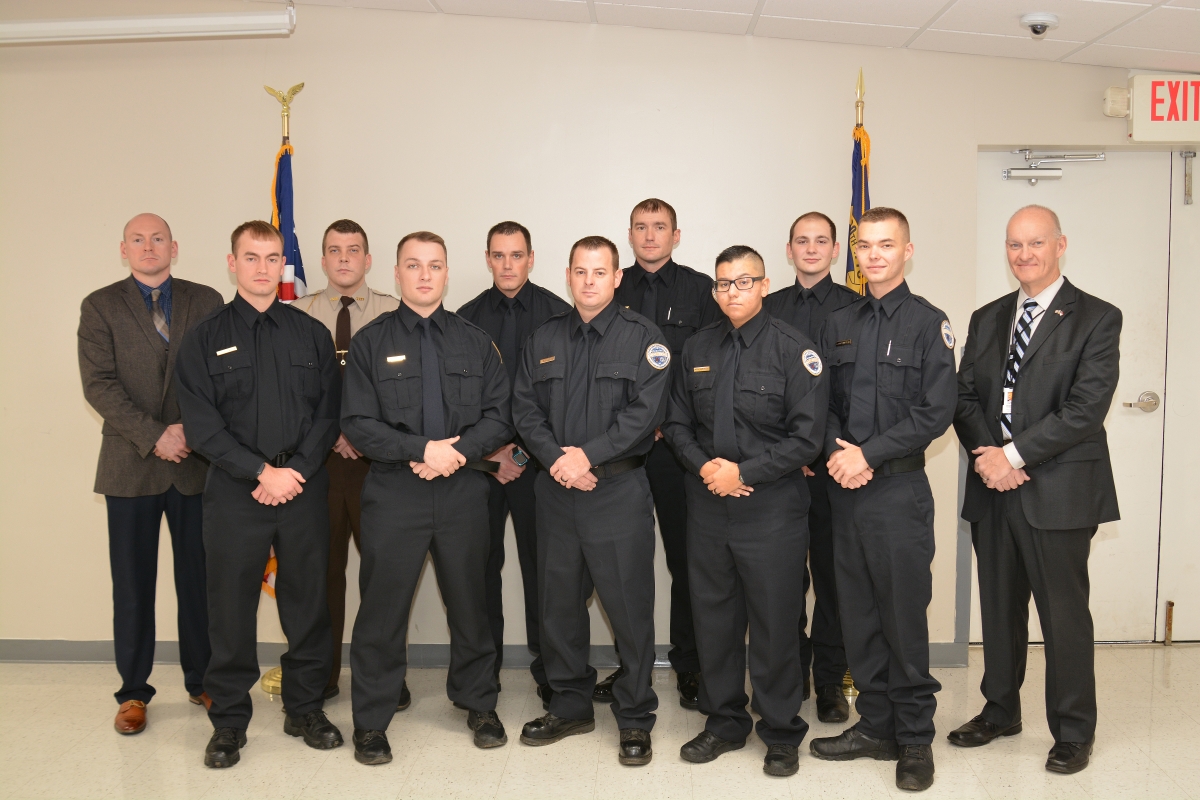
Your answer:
[1020,12,1059,40]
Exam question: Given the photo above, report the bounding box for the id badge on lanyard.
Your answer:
[1002,387,1014,416]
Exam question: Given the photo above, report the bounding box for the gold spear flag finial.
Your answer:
[264,82,304,143]
[855,68,864,127]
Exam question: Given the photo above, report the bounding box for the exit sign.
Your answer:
[1128,74,1200,142]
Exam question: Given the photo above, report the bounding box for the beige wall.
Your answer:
[0,1,1132,648]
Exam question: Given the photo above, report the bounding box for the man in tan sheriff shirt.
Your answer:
[294,219,400,700]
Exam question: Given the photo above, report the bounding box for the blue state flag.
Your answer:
[271,143,306,300]
[845,125,870,295]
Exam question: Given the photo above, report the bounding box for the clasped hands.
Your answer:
[154,423,191,463]
[972,445,1030,492]
[411,436,467,480]
[253,464,305,506]
[549,446,596,491]
[827,438,874,489]
[699,458,752,497]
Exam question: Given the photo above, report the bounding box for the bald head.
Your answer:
[1005,204,1066,297]
[1008,205,1061,239]
[120,213,177,286]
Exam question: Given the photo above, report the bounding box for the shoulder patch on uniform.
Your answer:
[802,349,823,376]
[646,343,671,370]
[940,320,955,350]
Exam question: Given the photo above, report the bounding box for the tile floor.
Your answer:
[1,644,1198,799]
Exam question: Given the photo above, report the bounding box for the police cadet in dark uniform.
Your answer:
[763,212,858,723]
[341,232,513,765]
[175,221,343,769]
[599,198,720,709]
[665,246,827,778]
[513,236,670,766]
[808,208,956,793]
[457,221,570,706]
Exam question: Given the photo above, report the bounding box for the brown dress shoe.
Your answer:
[114,700,147,734]
[189,692,213,711]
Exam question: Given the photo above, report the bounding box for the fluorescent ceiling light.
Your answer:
[0,4,296,45]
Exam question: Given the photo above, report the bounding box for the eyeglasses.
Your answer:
[713,276,765,293]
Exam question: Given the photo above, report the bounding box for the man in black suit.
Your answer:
[951,205,1121,775]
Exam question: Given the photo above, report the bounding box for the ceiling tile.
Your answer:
[594,3,752,34]
[1064,42,1200,70]
[1166,0,1200,8]
[754,15,917,46]
[607,0,758,12]
[761,0,950,28]
[910,28,1083,59]
[931,0,1149,43]
[437,0,590,23]
[296,0,437,10]
[1100,6,1200,53]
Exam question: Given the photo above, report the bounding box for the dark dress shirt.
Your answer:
[133,275,173,327]
[821,281,957,467]
[663,308,827,486]
[456,280,572,383]
[614,259,722,361]
[340,302,512,464]
[763,273,860,344]
[512,301,670,470]
[175,293,341,481]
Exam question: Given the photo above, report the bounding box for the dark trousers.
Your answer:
[800,466,848,688]
[536,468,658,731]
[351,466,497,732]
[973,490,1097,743]
[325,451,368,690]
[202,466,332,729]
[105,487,209,704]
[830,470,940,745]
[687,474,810,746]
[485,465,545,685]
[643,439,700,673]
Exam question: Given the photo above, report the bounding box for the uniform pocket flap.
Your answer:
[290,349,318,369]
[664,312,696,328]
[689,372,716,390]
[1055,441,1107,463]
[380,364,414,380]
[207,352,251,375]
[597,362,638,380]
[741,373,785,395]
[535,360,565,382]
[827,345,857,366]
[879,346,921,367]
[444,356,483,377]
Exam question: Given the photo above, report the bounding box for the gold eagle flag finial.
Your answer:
[264,82,304,142]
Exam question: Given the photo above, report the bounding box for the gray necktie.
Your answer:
[151,288,169,343]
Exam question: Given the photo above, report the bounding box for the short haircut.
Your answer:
[124,213,172,242]
[231,220,283,255]
[569,235,620,270]
[630,198,678,231]
[859,206,910,241]
[788,211,837,243]
[715,245,765,276]
[487,221,532,252]
[396,231,447,261]
[1012,204,1063,237]
[322,219,369,253]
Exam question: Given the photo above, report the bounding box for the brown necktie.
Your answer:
[336,296,355,373]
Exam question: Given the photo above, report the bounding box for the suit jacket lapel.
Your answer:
[122,276,168,357]
[992,292,1017,385]
[1020,278,1076,366]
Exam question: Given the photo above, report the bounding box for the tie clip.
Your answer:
[216,346,237,356]
[693,366,710,372]
[539,356,556,364]
[387,355,406,363]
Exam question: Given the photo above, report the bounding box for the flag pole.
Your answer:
[845,69,871,297]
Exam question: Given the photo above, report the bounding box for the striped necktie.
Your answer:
[1000,299,1040,441]
[151,288,169,343]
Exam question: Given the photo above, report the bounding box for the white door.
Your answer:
[970,150,1172,643]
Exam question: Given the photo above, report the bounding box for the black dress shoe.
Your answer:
[896,744,935,791]
[469,710,508,748]
[397,681,411,712]
[947,714,1022,747]
[204,727,247,769]
[284,709,344,750]
[353,729,392,765]
[764,744,800,777]
[593,666,624,702]
[810,727,899,761]
[680,730,746,763]
[537,683,554,711]
[323,685,339,700]
[816,684,850,724]
[1046,738,1093,774]
[619,728,652,766]
[520,713,596,746]
[677,672,700,710]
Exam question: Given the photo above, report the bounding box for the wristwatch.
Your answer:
[256,462,268,478]
[511,447,530,467]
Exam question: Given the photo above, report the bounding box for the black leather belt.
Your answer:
[589,454,646,479]
[881,453,925,476]
[266,451,295,468]
[464,460,500,474]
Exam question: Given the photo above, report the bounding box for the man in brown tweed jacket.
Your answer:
[78,213,224,735]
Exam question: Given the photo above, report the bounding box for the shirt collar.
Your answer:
[398,300,447,332]
[632,259,678,288]
[792,272,834,304]
[488,280,533,311]
[232,291,282,327]
[723,307,769,347]
[570,300,618,337]
[133,274,172,300]
[867,279,911,318]
[323,283,367,310]
[1016,274,1065,313]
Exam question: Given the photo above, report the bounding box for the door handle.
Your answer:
[1122,391,1160,412]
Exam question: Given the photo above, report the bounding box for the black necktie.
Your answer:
[335,296,354,374]
[847,300,880,444]
[639,272,658,321]
[255,314,284,459]
[712,329,741,461]
[419,317,446,441]
[565,323,593,446]
[796,288,815,338]
[498,296,518,383]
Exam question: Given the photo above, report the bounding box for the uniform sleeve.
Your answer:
[859,315,956,468]
[738,340,828,485]
[953,309,997,452]
[662,341,709,476]
[512,334,564,469]
[452,337,513,461]
[340,329,429,463]
[77,295,166,457]
[284,325,341,479]
[698,285,722,328]
[821,322,846,459]
[580,325,670,466]
[174,324,266,480]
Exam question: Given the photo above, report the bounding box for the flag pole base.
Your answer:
[261,666,283,696]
